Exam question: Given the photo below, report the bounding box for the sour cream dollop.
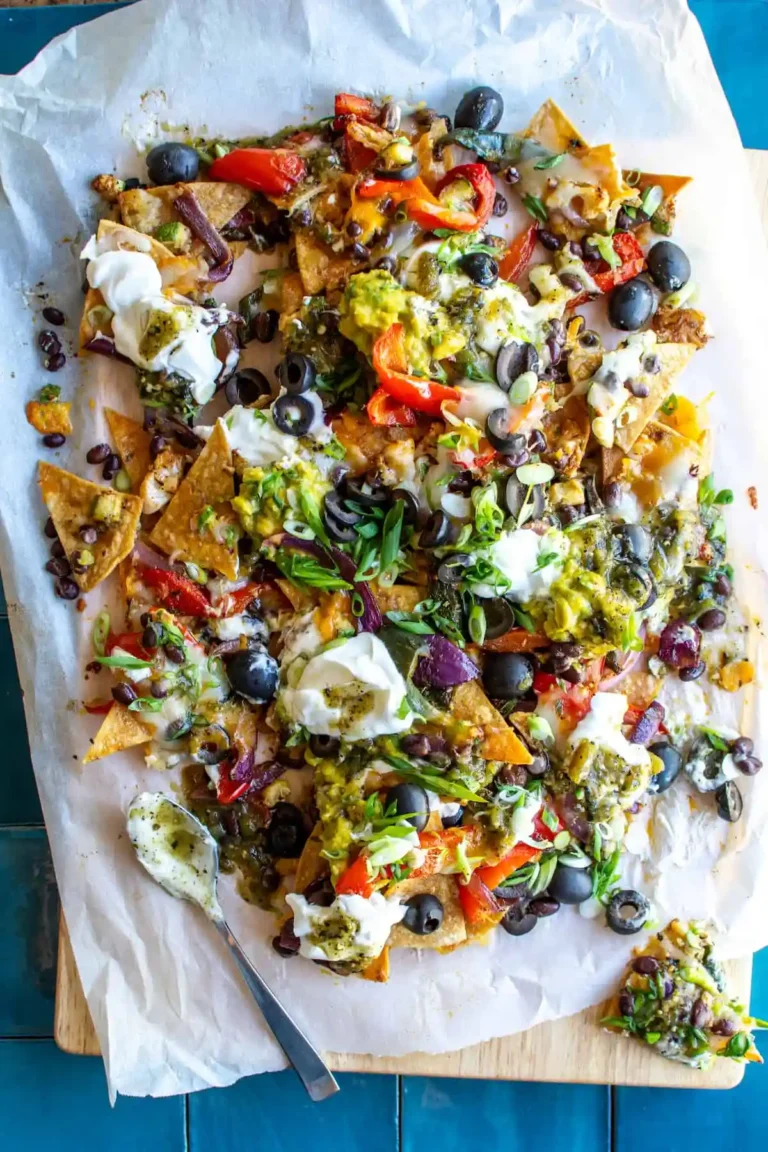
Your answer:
[279,632,414,739]
[286,892,406,963]
[568,692,651,770]
[472,527,569,601]
[82,235,231,406]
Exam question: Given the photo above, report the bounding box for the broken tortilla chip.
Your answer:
[105,409,151,491]
[361,947,390,982]
[83,702,152,763]
[450,680,505,728]
[480,726,534,765]
[150,421,239,580]
[295,230,357,296]
[389,875,467,950]
[614,342,696,452]
[293,823,328,893]
[623,170,693,201]
[543,395,590,478]
[118,182,251,236]
[39,462,142,592]
[26,400,72,437]
[140,444,188,516]
[373,584,423,615]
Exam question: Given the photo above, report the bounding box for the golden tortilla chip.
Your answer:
[105,409,151,491]
[295,230,357,295]
[140,444,188,516]
[373,584,423,615]
[389,875,467,950]
[450,681,505,727]
[543,395,590,478]
[480,726,533,765]
[26,401,72,436]
[79,287,113,349]
[623,170,693,201]
[83,703,153,763]
[96,219,205,292]
[150,421,239,581]
[523,99,589,154]
[361,947,390,982]
[118,182,251,234]
[614,342,696,452]
[39,462,142,592]
[294,823,328,893]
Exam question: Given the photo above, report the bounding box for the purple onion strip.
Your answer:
[174,189,234,282]
[629,700,665,746]
[278,534,382,633]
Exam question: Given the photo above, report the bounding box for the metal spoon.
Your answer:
[127,791,339,1102]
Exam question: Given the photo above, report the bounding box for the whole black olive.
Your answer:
[648,741,682,794]
[486,408,523,454]
[225,367,271,408]
[225,647,279,703]
[501,910,537,937]
[402,893,444,935]
[548,863,593,905]
[606,889,650,935]
[309,733,340,758]
[455,85,504,132]
[482,598,516,641]
[146,142,200,185]
[272,393,315,437]
[279,352,317,395]
[483,653,534,700]
[646,241,691,293]
[608,277,654,331]
[420,510,452,548]
[716,781,743,824]
[385,782,430,832]
[496,341,539,391]
[613,523,652,566]
[267,804,307,858]
[460,252,498,288]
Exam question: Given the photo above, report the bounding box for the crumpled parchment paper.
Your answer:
[0,0,767,1099]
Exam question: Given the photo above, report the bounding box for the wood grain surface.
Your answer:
[54,149,768,1087]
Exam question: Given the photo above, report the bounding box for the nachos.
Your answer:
[32,86,761,1013]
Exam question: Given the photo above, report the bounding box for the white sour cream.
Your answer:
[568,692,651,770]
[473,528,569,601]
[279,632,413,740]
[286,892,406,963]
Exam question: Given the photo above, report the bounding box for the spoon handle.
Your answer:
[213,917,339,1101]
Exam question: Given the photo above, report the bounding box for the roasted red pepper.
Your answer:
[372,324,459,417]
[457,871,505,929]
[499,222,539,282]
[137,565,214,618]
[591,231,645,293]
[435,162,496,227]
[357,172,480,234]
[344,132,378,174]
[335,852,375,898]
[105,631,150,660]
[473,844,541,892]
[483,629,550,653]
[221,582,261,617]
[366,386,418,427]
[334,92,379,121]
[215,763,251,806]
[209,148,307,197]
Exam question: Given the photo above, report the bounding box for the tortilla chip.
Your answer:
[601,445,625,486]
[617,420,703,510]
[105,409,151,491]
[118,181,251,234]
[293,823,328,893]
[79,287,112,349]
[623,170,693,201]
[361,947,390,982]
[26,401,72,436]
[373,584,423,615]
[543,395,590,478]
[450,681,505,728]
[389,875,467,950]
[140,444,188,516]
[150,421,239,581]
[39,462,142,592]
[614,342,697,452]
[523,99,589,154]
[83,703,152,763]
[480,726,533,765]
[95,219,206,293]
[295,230,357,295]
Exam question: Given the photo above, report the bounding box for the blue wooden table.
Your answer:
[0,3,766,1147]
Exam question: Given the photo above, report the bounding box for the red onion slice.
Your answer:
[174,189,234,282]
[413,634,479,688]
[277,534,382,633]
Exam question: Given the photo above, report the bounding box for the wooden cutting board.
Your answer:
[54,149,768,1087]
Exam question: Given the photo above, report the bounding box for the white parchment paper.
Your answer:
[0,0,767,1099]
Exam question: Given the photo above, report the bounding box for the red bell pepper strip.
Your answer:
[334,92,379,121]
[209,148,307,197]
[335,852,375,898]
[105,631,150,660]
[499,222,538,282]
[215,763,251,806]
[457,871,505,928]
[474,843,542,892]
[435,163,496,228]
[591,231,645,293]
[372,324,459,417]
[357,173,480,234]
[137,565,214,618]
[366,386,418,427]
[357,175,434,203]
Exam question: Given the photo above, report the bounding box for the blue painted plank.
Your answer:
[0,617,42,824]
[189,1072,398,1152]
[615,945,768,1152]
[0,1040,185,1151]
[402,1078,610,1152]
[0,4,129,77]
[0,828,57,1037]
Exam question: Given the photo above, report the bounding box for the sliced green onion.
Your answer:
[640,185,663,217]
[528,715,554,745]
[114,470,132,493]
[92,609,111,657]
[96,653,153,670]
[553,830,572,851]
[468,603,486,645]
[533,152,566,170]
[522,194,548,223]
[516,461,554,486]
[509,370,537,405]
[593,234,620,269]
[128,697,165,713]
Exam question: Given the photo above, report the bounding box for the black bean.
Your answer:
[732,736,754,757]
[254,309,279,343]
[45,557,71,577]
[711,1017,736,1037]
[42,433,66,448]
[401,733,432,759]
[503,167,520,184]
[149,434,167,460]
[713,573,732,598]
[78,525,98,545]
[70,550,91,574]
[679,661,706,682]
[44,516,58,539]
[691,998,712,1029]
[142,624,160,649]
[112,683,138,706]
[632,955,660,975]
[493,193,508,217]
[102,453,121,480]
[150,680,169,699]
[447,470,475,495]
[559,272,585,293]
[735,755,762,776]
[351,242,370,262]
[568,240,584,258]
[50,539,66,559]
[528,897,560,918]
[527,753,550,777]
[626,378,650,398]
[346,220,363,237]
[582,238,600,261]
[45,352,66,372]
[698,608,726,631]
[86,443,111,465]
[54,576,79,600]
[38,330,60,354]
[539,229,564,251]
[499,764,528,787]
[618,991,634,1017]
[164,644,186,665]
[42,307,66,326]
